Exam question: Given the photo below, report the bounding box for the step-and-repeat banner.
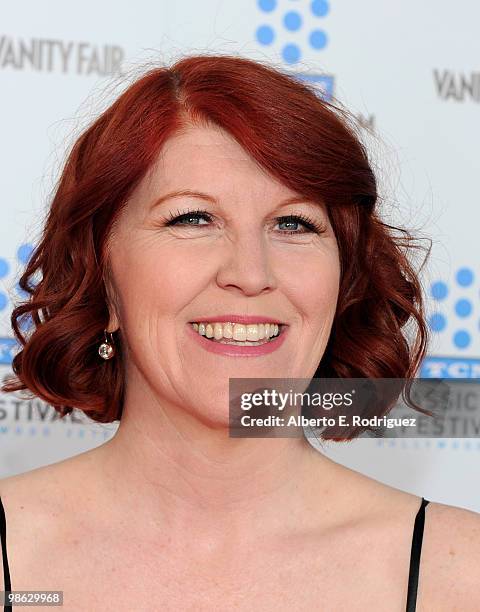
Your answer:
[1,1,479,509]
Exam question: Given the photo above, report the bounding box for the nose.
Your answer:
[216,230,277,297]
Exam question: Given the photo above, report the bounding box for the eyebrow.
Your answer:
[149,189,323,212]
[149,189,217,210]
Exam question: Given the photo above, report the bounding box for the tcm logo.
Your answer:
[434,69,480,103]
[420,356,480,379]
[255,0,334,99]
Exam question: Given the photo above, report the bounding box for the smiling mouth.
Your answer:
[189,321,285,346]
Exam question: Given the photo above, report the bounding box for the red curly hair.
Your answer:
[1,53,431,429]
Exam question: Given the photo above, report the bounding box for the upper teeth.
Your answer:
[192,322,280,341]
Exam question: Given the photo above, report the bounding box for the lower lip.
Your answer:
[187,324,288,357]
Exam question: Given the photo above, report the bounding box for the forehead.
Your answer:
[145,123,294,198]
[162,123,248,159]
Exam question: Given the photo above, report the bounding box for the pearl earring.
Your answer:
[98,329,115,360]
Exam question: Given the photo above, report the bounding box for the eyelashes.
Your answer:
[162,208,327,235]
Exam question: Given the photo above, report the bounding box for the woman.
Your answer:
[1,53,479,611]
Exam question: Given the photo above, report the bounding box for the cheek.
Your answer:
[277,249,341,318]
[110,242,211,324]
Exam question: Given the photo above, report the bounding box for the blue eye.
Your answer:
[165,209,212,226]
[163,209,326,235]
[276,214,323,234]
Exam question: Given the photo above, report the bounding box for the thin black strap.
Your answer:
[0,496,12,612]
[406,497,430,612]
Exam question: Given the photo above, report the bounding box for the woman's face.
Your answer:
[106,123,341,427]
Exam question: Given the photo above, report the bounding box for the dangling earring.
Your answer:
[98,329,116,360]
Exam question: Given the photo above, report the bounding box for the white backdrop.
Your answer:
[0,1,479,510]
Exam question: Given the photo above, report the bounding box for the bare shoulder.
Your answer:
[0,449,107,595]
[0,465,66,594]
[0,460,78,544]
[1,445,105,514]
[420,500,480,610]
[0,465,62,521]
[0,453,86,510]
[322,466,480,609]
[0,448,104,551]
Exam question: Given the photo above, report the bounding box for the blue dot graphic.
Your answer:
[429,313,446,332]
[282,43,301,64]
[0,258,9,278]
[258,0,277,12]
[17,243,34,265]
[456,267,474,287]
[431,281,448,301]
[453,330,471,349]
[284,11,302,31]
[311,0,329,17]
[0,292,7,311]
[455,298,472,318]
[256,25,275,45]
[309,29,328,49]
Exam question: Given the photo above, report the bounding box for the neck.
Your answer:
[94,376,345,546]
